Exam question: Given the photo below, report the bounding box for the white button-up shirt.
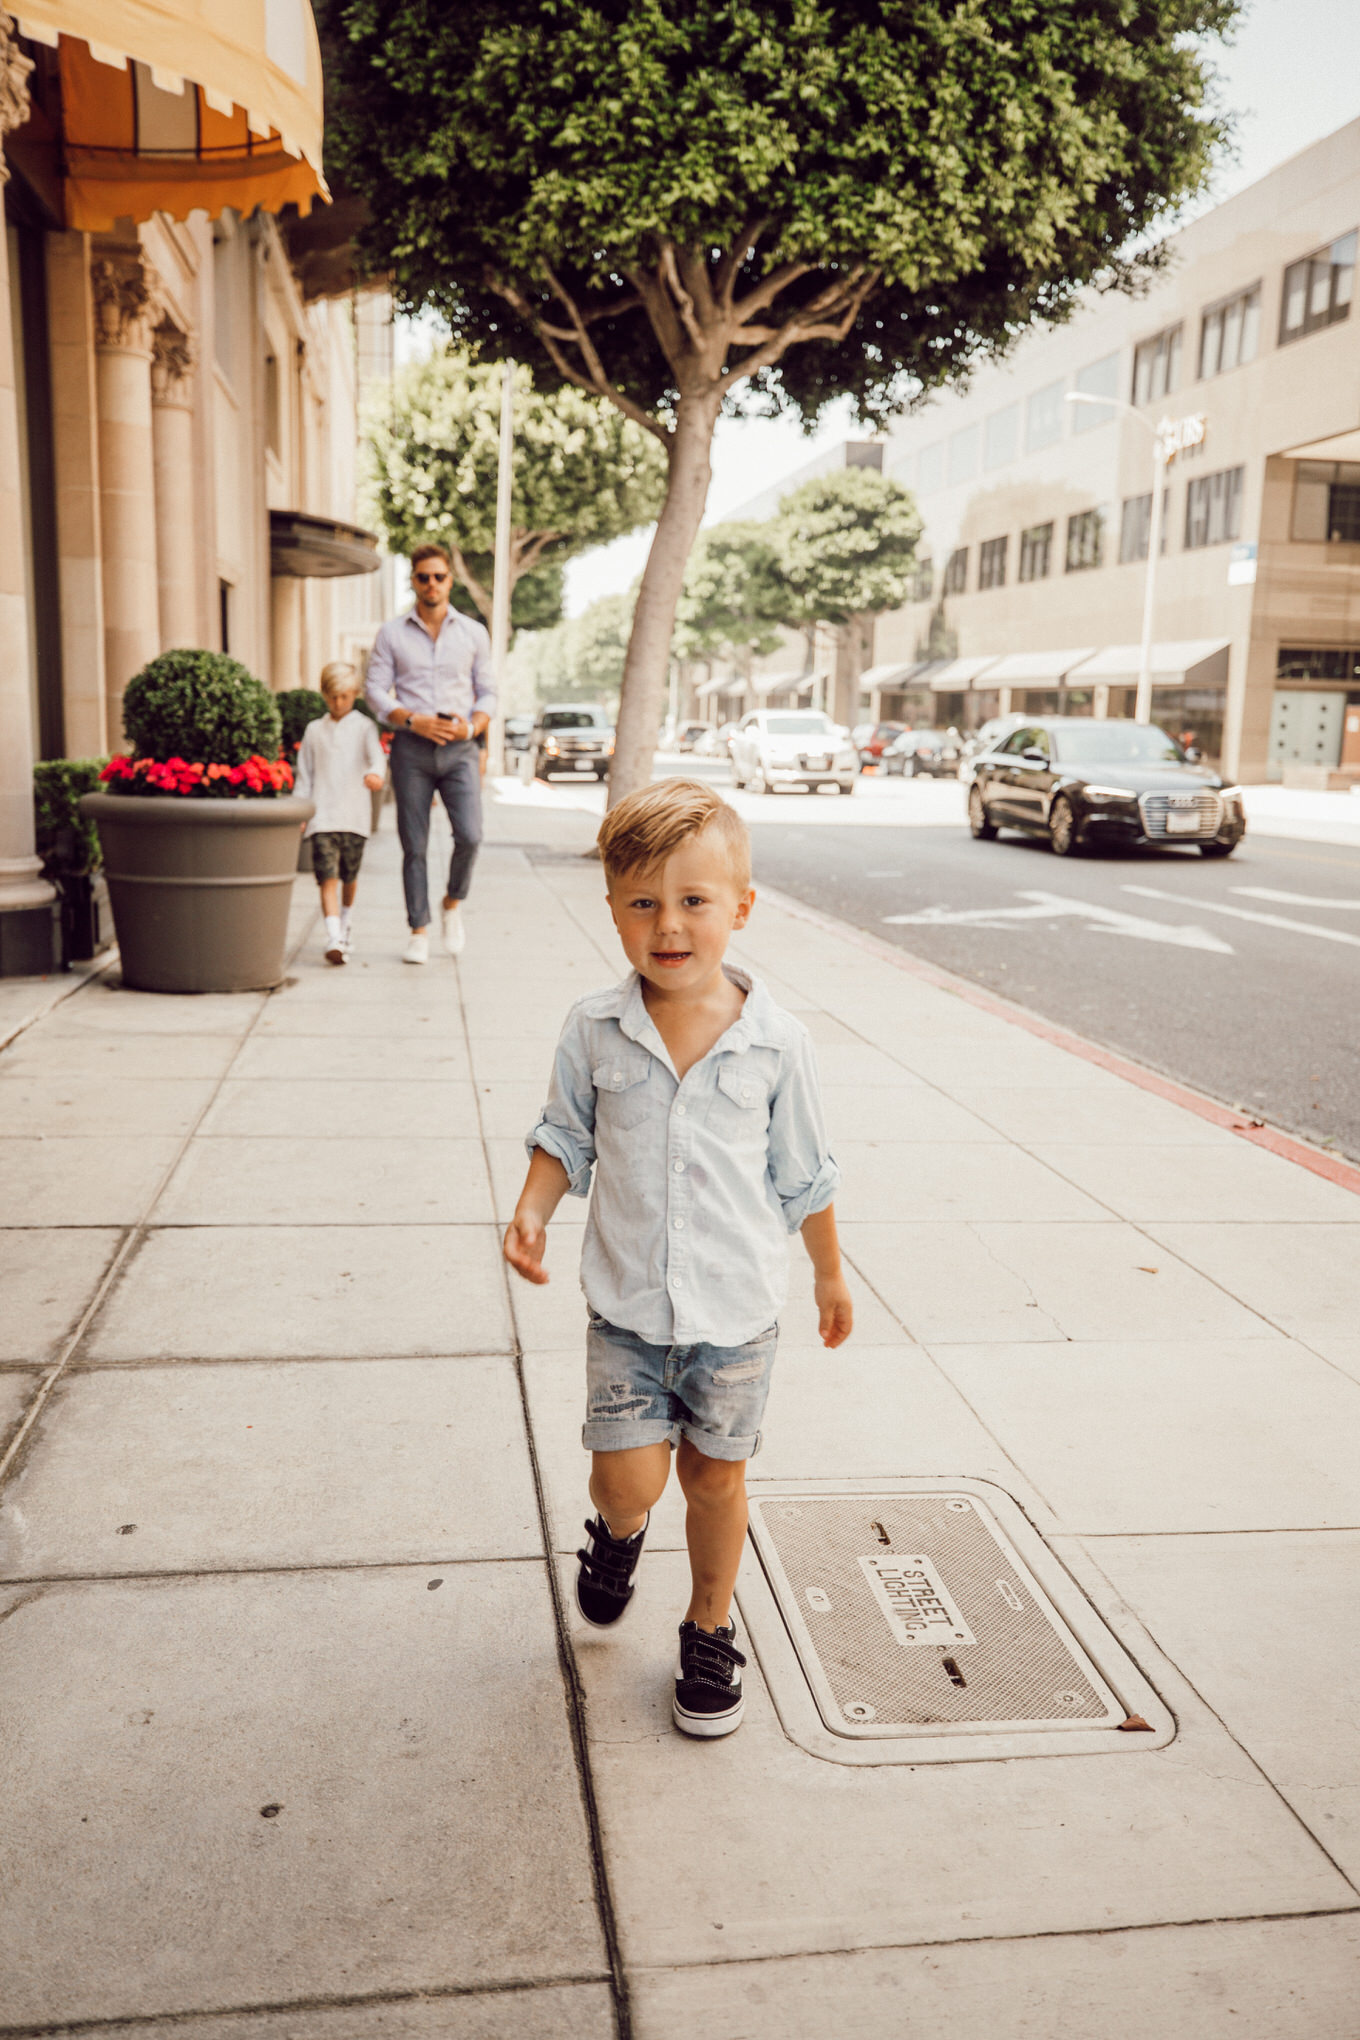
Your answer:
[527,968,840,1348]
[365,608,496,724]
[292,710,387,838]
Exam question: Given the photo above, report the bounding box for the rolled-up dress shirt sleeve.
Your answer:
[526,1013,597,1195]
[469,623,497,722]
[767,1028,841,1232]
[365,624,398,723]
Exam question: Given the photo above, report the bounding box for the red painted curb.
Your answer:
[759,882,1360,1201]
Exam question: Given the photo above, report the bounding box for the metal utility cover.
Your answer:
[741,1479,1173,1765]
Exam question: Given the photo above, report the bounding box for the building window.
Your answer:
[947,425,980,486]
[1065,510,1104,572]
[1184,466,1244,549]
[1277,646,1360,681]
[983,405,1019,470]
[943,547,969,595]
[1131,325,1182,406]
[264,350,281,456]
[1118,490,1169,563]
[978,536,1008,589]
[1072,352,1120,430]
[918,443,944,492]
[1280,230,1356,344]
[1291,460,1360,542]
[1018,522,1052,581]
[907,556,935,602]
[1199,285,1261,378]
[218,578,233,653]
[1025,379,1064,452]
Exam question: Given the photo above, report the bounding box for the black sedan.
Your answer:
[968,718,1246,858]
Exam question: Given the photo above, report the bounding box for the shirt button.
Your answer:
[673,1160,684,1173]
[675,1102,687,1117]
[673,1217,685,1230]
[612,1070,622,1083]
[671,1275,684,1288]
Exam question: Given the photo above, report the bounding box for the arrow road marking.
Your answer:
[1124,886,1360,948]
[884,889,1233,952]
[1233,887,1360,911]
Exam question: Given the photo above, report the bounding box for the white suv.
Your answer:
[729,710,859,796]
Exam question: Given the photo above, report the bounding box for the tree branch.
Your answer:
[449,542,493,624]
[516,530,563,575]
[544,266,673,442]
[658,240,706,353]
[728,267,881,384]
[732,259,816,327]
[713,217,770,310]
[488,272,671,444]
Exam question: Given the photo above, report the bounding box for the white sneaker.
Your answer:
[339,923,355,955]
[403,931,429,965]
[441,903,466,956]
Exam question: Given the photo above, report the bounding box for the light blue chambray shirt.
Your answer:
[527,967,840,1349]
[365,609,497,725]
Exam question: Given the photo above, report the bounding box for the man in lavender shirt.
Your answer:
[365,543,497,963]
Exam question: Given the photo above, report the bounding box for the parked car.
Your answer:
[673,720,710,752]
[529,704,614,780]
[694,720,739,758]
[967,717,1245,857]
[959,713,1029,785]
[885,727,963,777]
[504,713,535,753]
[857,720,907,766]
[729,710,859,795]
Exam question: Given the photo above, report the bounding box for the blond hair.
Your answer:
[319,660,358,701]
[597,778,751,891]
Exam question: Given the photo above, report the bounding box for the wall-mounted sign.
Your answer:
[1157,412,1207,463]
[1228,541,1258,585]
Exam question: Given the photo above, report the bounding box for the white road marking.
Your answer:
[1124,885,1360,948]
[884,889,1234,953]
[1233,886,1360,911]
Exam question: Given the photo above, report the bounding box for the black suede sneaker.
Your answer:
[574,1514,647,1628]
[673,1620,746,1737]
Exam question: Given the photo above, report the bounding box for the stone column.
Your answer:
[91,246,161,745]
[150,322,199,650]
[47,231,107,758]
[0,13,55,974]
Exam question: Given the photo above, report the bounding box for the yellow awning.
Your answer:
[17,0,327,229]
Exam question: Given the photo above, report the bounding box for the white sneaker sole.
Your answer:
[672,1694,745,1737]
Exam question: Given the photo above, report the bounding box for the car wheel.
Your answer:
[749,764,771,795]
[1199,839,1238,858]
[968,785,998,840]
[1048,794,1081,856]
[837,780,855,796]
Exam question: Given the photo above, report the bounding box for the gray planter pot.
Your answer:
[78,793,315,994]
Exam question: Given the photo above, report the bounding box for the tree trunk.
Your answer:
[608,392,721,806]
[831,612,872,730]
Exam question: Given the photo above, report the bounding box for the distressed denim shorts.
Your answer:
[583,1310,778,1463]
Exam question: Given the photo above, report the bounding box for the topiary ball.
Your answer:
[277,687,328,758]
[122,649,283,765]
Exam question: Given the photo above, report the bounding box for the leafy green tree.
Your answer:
[673,522,788,679]
[513,590,636,704]
[324,0,1234,800]
[365,351,666,629]
[772,468,922,724]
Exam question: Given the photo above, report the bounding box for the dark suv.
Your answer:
[529,704,614,781]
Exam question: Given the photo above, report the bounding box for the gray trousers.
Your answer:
[389,732,483,927]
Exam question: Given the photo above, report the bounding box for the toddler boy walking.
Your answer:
[294,661,387,964]
[504,780,852,1736]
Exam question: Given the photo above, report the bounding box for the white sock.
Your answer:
[324,914,341,942]
[339,906,353,934]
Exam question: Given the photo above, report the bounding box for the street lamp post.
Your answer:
[1065,390,1181,725]
[488,359,515,775]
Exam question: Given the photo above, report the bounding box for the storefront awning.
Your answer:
[1069,640,1230,688]
[986,647,1096,685]
[695,675,746,700]
[859,661,927,692]
[17,1,327,228]
[918,655,1001,692]
[752,669,814,699]
[269,511,381,580]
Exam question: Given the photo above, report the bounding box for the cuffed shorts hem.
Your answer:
[581,1419,763,1461]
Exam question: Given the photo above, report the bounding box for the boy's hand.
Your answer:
[503,1212,550,1284]
[815,1274,854,1349]
[363,772,383,790]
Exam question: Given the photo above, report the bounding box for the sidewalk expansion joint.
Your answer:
[0,1553,544,1588]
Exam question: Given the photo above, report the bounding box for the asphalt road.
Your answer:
[742,795,1360,1163]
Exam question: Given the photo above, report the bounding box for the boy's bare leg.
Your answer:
[318,876,339,918]
[341,879,358,909]
[590,1441,671,1539]
[676,1438,747,1631]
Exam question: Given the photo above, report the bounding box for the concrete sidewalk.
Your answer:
[1,790,1358,2038]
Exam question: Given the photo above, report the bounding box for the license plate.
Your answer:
[1165,811,1200,834]
[804,755,830,770]
[574,759,593,771]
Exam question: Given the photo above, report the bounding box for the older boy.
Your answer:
[504,780,852,1737]
[294,661,386,964]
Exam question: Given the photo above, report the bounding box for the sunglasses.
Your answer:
[413,570,450,584]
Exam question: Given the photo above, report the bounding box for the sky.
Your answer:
[465,0,1360,618]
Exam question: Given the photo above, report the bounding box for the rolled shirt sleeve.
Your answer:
[365,623,398,724]
[469,620,497,723]
[526,1009,597,1196]
[767,1027,841,1232]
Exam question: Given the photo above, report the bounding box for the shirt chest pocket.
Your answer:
[708,1056,775,1140]
[593,1056,653,1134]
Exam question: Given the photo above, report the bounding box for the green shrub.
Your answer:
[122,649,282,765]
[34,758,109,875]
[277,687,328,758]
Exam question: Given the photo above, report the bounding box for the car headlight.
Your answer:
[605,738,615,755]
[543,739,559,754]
[1081,785,1135,802]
